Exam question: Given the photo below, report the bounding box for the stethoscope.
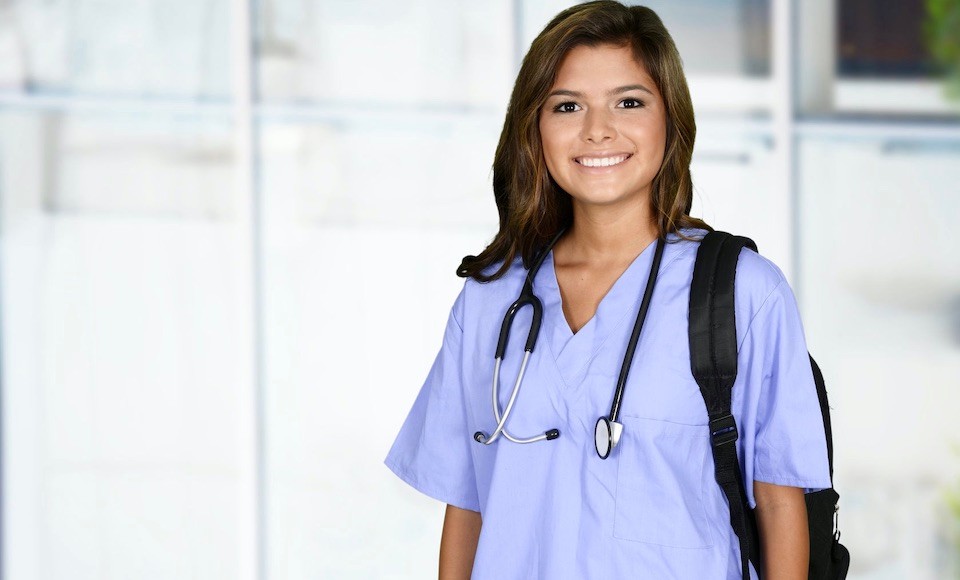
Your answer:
[473,227,666,459]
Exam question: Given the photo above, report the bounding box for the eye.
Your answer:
[552,101,581,113]
[619,98,645,109]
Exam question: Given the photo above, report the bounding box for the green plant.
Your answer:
[947,478,960,553]
[924,0,960,100]
[943,442,960,569]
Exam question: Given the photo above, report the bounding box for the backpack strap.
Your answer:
[689,230,761,580]
[809,354,836,481]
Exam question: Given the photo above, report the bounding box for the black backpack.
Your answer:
[688,231,851,579]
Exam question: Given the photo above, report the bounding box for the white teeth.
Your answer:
[577,154,629,167]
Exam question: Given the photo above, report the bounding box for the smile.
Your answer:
[574,154,632,168]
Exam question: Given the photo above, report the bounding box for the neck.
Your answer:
[559,200,659,265]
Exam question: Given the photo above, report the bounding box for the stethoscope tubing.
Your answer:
[474,227,664,455]
[607,234,665,424]
[480,354,549,444]
[474,229,566,445]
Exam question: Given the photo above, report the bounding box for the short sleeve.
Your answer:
[737,276,833,509]
[383,287,481,512]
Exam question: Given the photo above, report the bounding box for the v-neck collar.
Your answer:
[533,230,691,388]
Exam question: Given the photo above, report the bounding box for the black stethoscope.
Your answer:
[473,227,666,459]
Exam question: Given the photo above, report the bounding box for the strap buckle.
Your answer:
[710,414,739,447]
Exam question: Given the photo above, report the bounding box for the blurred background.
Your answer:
[0,0,958,578]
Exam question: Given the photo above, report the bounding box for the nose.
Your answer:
[580,107,616,144]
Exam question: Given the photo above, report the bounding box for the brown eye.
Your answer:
[553,102,580,113]
[620,98,645,109]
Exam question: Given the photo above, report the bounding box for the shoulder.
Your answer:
[675,227,785,292]
[454,255,528,327]
[673,228,791,336]
[735,239,788,302]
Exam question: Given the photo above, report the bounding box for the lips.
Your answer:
[574,153,632,168]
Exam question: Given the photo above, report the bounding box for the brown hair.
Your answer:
[457,0,712,282]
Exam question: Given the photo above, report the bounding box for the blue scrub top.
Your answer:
[384,227,832,579]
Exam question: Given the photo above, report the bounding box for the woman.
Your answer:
[384,2,831,578]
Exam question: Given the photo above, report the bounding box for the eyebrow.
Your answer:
[546,84,655,99]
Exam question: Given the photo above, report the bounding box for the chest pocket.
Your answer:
[613,415,713,549]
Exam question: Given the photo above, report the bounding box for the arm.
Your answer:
[439,504,482,580]
[754,481,808,580]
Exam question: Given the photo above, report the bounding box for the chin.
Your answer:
[569,188,639,207]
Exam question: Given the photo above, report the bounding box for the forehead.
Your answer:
[551,43,659,96]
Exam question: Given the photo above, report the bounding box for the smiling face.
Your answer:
[539,43,667,213]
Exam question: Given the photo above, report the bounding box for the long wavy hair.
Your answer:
[457,1,712,282]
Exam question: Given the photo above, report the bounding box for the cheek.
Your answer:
[631,124,667,163]
[538,124,565,171]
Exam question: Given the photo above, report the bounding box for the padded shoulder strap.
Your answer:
[689,231,758,402]
[688,230,760,580]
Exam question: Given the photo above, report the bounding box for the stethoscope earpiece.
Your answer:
[476,428,559,445]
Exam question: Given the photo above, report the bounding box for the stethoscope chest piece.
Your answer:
[594,417,623,459]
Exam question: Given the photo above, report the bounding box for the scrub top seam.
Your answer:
[451,283,466,332]
[736,277,785,352]
[752,466,833,491]
[543,332,571,391]
[384,456,481,512]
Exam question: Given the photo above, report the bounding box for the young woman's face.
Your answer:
[539,43,667,211]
